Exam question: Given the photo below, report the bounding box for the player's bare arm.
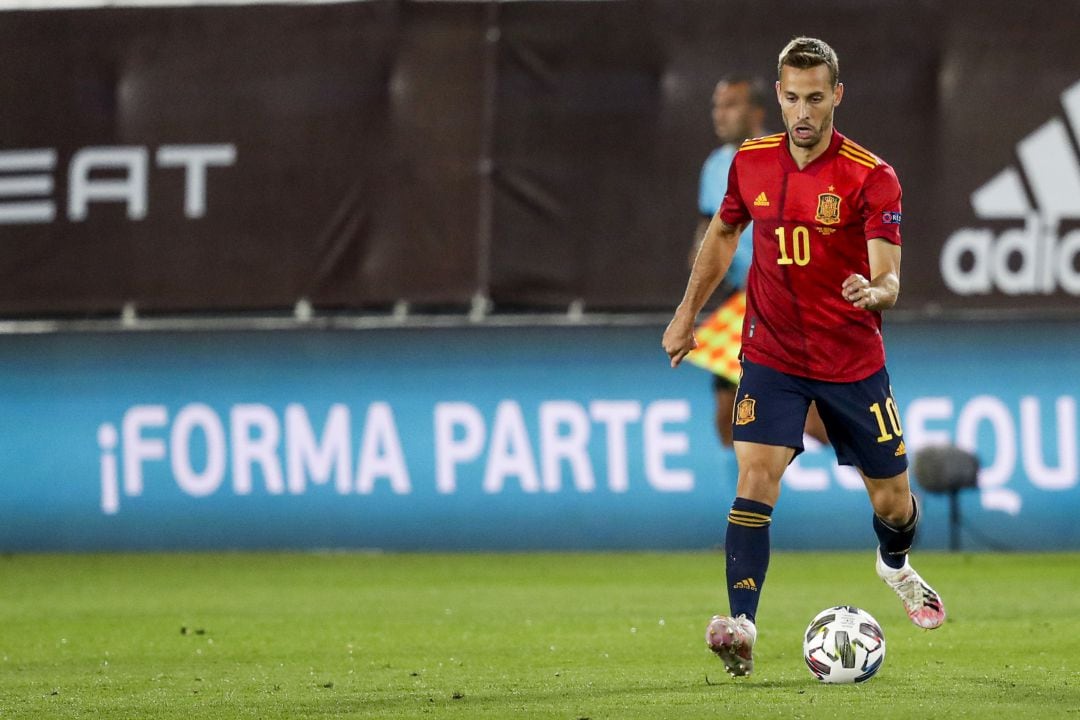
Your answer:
[842,238,901,311]
[663,215,747,367]
[688,218,710,268]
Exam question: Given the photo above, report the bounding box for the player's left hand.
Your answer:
[842,274,876,309]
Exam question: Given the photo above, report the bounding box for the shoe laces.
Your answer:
[890,569,934,608]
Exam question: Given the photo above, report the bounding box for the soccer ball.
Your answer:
[803,605,886,683]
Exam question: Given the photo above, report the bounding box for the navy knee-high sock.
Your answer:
[725,497,773,623]
[874,494,919,570]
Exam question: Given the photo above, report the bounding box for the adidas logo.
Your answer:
[753,192,770,207]
[895,440,906,457]
[942,78,1080,296]
[732,577,758,591]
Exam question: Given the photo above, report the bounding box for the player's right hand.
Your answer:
[662,316,697,368]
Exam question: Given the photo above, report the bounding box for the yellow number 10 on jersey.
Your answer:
[775,226,810,266]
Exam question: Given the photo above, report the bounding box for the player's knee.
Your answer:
[868,484,912,526]
[737,459,782,501]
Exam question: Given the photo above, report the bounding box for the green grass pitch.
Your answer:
[1,552,1077,719]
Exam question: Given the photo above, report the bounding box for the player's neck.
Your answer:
[787,132,834,170]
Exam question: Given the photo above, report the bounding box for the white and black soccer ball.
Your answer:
[803,605,886,683]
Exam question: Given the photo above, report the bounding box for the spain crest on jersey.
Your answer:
[815,192,842,225]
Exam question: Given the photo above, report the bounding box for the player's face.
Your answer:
[776,64,844,150]
[711,82,759,145]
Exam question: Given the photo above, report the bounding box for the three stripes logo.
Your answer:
[942,78,1080,296]
[753,192,770,207]
[732,578,758,591]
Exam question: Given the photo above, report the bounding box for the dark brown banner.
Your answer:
[1,1,1078,317]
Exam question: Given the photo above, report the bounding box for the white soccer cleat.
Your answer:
[705,614,757,677]
[876,549,946,629]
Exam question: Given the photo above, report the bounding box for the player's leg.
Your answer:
[812,368,945,629]
[706,359,809,676]
[707,442,794,676]
[728,439,794,606]
[727,361,807,617]
[861,469,945,629]
[861,466,917,558]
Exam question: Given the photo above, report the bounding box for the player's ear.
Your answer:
[833,82,844,106]
[775,80,782,103]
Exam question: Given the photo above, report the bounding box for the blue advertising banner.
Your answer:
[0,320,1076,551]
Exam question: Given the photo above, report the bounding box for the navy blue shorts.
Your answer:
[732,359,909,479]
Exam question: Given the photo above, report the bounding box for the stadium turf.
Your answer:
[0,552,1077,719]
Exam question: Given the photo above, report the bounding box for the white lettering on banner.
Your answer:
[120,404,167,497]
[434,402,485,494]
[941,218,1080,296]
[941,80,1080,296]
[955,396,1019,514]
[834,463,864,490]
[783,439,829,491]
[100,402,413,515]
[231,404,284,495]
[98,423,120,515]
[904,397,953,448]
[355,403,411,495]
[483,401,541,494]
[69,147,149,221]
[0,144,236,224]
[155,145,238,218]
[540,401,595,493]
[170,404,227,498]
[99,398,694,514]
[782,437,864,491]
[588,401,642,493]
[1021,396,1077,490]
[643,400,693,492]
[0,149,57,223]
[432,400,687,495]
[905,395,1077,515]
[784,395,1078,517]
[286,403,352,495]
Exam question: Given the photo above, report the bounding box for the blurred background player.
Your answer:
[686,76,829,448]
[664,37,945,678]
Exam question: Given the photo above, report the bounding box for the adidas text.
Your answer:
[942,215,1080,295]
[941,79,1080,296]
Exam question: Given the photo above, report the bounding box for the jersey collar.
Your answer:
[779,129,844,174]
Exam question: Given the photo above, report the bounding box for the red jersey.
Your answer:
[719,130,902,382]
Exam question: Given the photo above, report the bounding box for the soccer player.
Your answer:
[687,75,829,448]
[662,37,945,678]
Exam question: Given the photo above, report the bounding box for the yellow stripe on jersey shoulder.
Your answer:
[740,133,784,151]
[839,140,880,166]
[741,132,784,145]
[838,147,877,169]
[841,137,879,158]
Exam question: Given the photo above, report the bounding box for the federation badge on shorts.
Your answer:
[815,192,842,225]
[735,395,757,426]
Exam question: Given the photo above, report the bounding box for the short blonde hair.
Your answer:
[777,37,839,87]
